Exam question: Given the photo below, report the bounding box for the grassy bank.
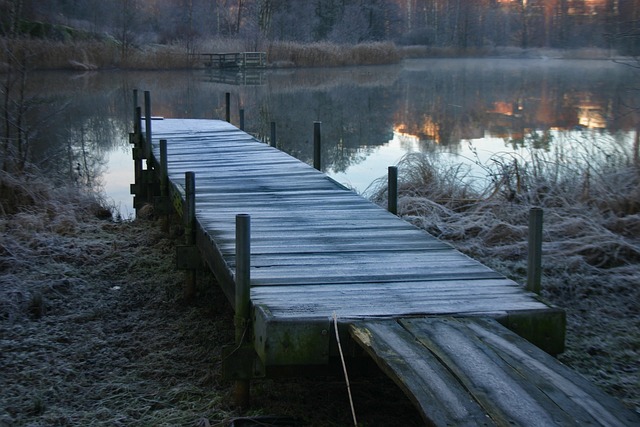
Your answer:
[369,141,640,411]
[0,38,193,70]
[2,36,620,72]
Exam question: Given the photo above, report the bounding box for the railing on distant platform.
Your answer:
[190,52,267,69]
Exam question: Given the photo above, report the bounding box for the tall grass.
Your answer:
[370,136,640,269]
[369,135,640,408]
[267,41,401,67]
[1,37,401,70]
[1,38,194,70]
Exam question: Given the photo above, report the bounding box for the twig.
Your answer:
[333,312,357,427]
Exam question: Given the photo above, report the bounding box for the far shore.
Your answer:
[1,37,629,72]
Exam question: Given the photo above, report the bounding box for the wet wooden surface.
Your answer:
[150,118,554,321]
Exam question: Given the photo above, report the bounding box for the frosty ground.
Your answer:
[1,160,638,426]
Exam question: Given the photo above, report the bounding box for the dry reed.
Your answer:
[267,41,401,68]
[1,38,194,70]
[1,37,401,70]
[369,143,640,411]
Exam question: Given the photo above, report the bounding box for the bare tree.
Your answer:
[1,0,30,172]
[328,4,369,43]
[114,0,140,64]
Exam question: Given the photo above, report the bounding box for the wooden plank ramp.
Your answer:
[350,317,639,426]
[137,118,639,426]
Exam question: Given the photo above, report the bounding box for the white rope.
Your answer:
[333,312,357,427]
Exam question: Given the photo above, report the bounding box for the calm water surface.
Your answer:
[28,59,640,217]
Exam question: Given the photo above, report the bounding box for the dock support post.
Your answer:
[388,166,398,215]
[270,122,277,148]
[234,213,251,409]
[527,207,543,294]
[225,92,231,123]
[184,172,196,300]
[133,106,143,185]
[135,106,142,137]
[159,139,168,198]
[144,91,152,161]
[130,104,146,215]
[239,108,245,131]
[313,121,322,171]
[133,89,138,124]
[158,139,170,229]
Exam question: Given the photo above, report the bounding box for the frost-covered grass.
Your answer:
[0,168,239,425]
[369,142,640,411]
[0,168,423,426]
[0,38,193,70]
[267,40,401,68]
[1,37,401,70]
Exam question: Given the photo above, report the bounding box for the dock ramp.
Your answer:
[350,317,638,426]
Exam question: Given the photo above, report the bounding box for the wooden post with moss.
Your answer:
[132,89,139,124]
[144,91,152,162]
[130,96,146,214]
[388,166,398,215]
[184,172,197,300]
[270,122,277,148]
[225,92,231,123]
[234,213,251,408]
[156,139,171,229]
[527,207,543,294]
[313,121,322,171]
[159,139,168,198]
[132,106,143,185]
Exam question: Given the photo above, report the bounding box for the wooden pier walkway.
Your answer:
[130,113,639,426]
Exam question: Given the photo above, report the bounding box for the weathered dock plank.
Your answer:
[351,317,639,426]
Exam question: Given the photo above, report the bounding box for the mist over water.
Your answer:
[26,59,640,216]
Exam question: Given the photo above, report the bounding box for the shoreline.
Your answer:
[1,37,629,72]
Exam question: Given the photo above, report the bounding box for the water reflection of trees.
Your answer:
[393,60,640,153]
[23,73,132,188]
[254,84,397,172]
[215,61,640,175]
[16,60,638,198]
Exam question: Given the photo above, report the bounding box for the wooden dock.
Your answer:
[129,105,639,425]
[191,52,267,69]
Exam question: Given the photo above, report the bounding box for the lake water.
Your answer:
[26,59,640,218]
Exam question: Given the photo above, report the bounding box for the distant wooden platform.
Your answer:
[129,116,639,425]
[190,52,266,69]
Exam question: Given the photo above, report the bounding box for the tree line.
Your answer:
[3,0,640,55]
